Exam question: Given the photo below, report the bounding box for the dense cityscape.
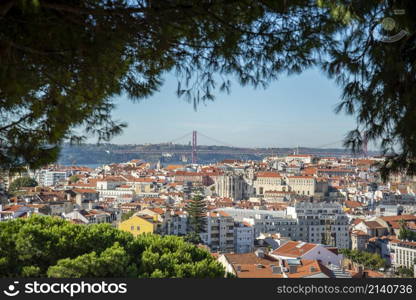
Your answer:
[2,1,416,298]
[2,149,416,278]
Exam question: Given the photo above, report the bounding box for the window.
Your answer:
[131,226,134,230]
[137,226,140,231]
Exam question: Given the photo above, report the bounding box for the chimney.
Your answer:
[255,249,265,258]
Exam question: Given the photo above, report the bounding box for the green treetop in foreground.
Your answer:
[1,1,416,179]
[0,215,225,278]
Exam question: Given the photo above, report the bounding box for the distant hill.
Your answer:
[58,143,378,165]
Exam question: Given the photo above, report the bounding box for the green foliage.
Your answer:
[0,215,225,278]
[1,0,416,178]
[319,0,416,180]
[68,175,80,183]
[47,242,136,278]
[21,266,41,277]
[183,232,202,245]
[121,210,135,222]
[398,221,416,241]
[340,249,386,270]
[185,195,207,235]
[396,266,414,278]
[136,234,224,278]
[8,176,38,191]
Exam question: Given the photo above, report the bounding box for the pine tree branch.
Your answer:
[0,114,32,132]
[0,0,14,18]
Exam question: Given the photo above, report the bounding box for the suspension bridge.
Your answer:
[110,131,369,163]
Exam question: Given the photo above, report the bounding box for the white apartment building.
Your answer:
[217,204,349,249]
[215,207,286,221]
[243,215,303,239]
[166,212,188,236]
[217,207,305,239]
[286,202,350,249]
[389,240,416,270]
[35,170,71,186]
[234,222,254,253]
[201,211,235,253]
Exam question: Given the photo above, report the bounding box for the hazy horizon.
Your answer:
[85,68,379,151]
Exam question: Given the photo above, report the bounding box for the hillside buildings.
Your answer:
[2,153,416,278]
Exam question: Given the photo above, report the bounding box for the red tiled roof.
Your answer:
[271,241,317,258]
[344,200,364,209]
[364,221,385,229]
[288,176,315,179]
[257,172,282,178]
[352,230,370,237]
[380,215,416,222]
[209,210,231,217]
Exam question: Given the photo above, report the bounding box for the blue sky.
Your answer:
[104,68,359,148]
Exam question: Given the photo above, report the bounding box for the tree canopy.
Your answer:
[121,210,135,222]
[396,266,414,278]
[0,215,225,278]
[398,220,416,241]
[1,0,416,179]
[340,248,386,270]
[68,175,80,183]
[8,176,38,191]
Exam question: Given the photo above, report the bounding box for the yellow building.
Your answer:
[118,215,159,236]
